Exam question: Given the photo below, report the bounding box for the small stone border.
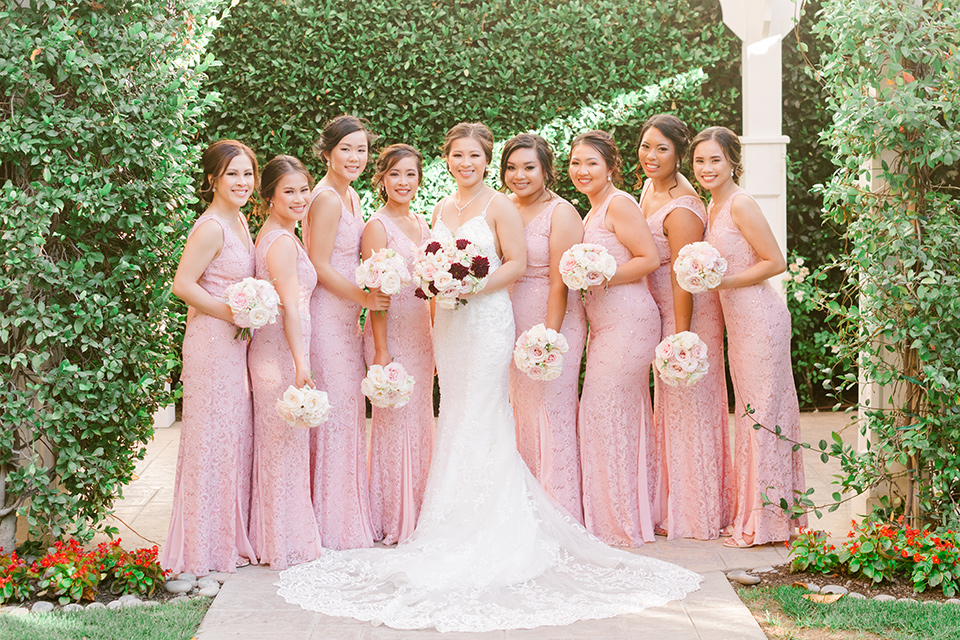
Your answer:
[0,571,230,617]
[727,566,960,605]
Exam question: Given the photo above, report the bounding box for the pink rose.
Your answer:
[585,269,606,287]
[384,363,406,384]
[559,254,579,274]
[655,340,674,360]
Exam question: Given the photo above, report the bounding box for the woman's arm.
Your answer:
[360,219,391,366]
[307,190,390,310]
[480,193,526,294]
[545,202,583,332]
[663,207,705,332]
[719,194,786,289]
[604,195,660,286]
[172,219,234,323]
[267,236,313,388]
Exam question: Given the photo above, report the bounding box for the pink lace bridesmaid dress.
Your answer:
[248,229,323,570]
[303,185,374,550]
[163,213,257,576]
[578,191,660,546]
[361,214,435,545]
[704,190,807,545]
[642,187,734,540]
[508,198,586,523]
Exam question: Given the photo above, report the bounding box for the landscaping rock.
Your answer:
[197,577,219,590]
[140,600,160,607]
[727,570,761,586]
[872,594,896,602]
[198,585,220,598]
[31,602,55,613]
[117,594,140,605]
[945,598,960,605]
[752,566,776,573]
[164,580,193,594]
[898,597,918,604]
[923,600,940,605]
[3,607,29,616]
[821,585,848,595]
[106,600,124,610]
[793,582,820,593]
[848,592,866,600]
[85,602,106,610]
[170,595,191,605]
[62,604,84,613]
[177,572,198,585]
[206,572,232,584]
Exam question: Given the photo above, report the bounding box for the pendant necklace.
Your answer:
[453,190,483,217]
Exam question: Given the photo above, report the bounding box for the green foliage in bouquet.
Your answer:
[0,0,225,548]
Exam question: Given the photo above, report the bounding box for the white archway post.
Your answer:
[719,0,803,292]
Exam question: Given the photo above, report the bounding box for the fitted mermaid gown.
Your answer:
[276,210,702,632]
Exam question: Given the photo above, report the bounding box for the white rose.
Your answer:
[380,271,403,295]
[248,306,272,328]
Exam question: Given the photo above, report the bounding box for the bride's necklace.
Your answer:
[453,189,483,217]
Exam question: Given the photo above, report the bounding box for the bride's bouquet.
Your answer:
[558,243,617,290]
[361,362,416,408]
[654,331,710,387]
[224,277,281,340]
[275,385,332,427]
[355,248,411,295]
[412,238,490,309]
[673,241,727,293]
[513,323,570,382]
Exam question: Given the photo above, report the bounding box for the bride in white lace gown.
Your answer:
[277,124,701,632]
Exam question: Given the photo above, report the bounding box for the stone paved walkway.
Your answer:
[100,412,857,639]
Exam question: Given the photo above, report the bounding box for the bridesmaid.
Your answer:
[164,140,258,576]
[570,130,661,547]
[304,115,387,550]
[361,144,435,545]
[690,126,807,548]
[248,155,323,569]
[637,114,734,540]
[501,133,586,523]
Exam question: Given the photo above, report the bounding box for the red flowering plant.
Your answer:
[107,544,168,597]
[35,539,100,604]
[0,549,38,604]
[788,526,840,574]
[836,519,901,585]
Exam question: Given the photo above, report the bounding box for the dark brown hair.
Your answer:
[570,129,623,185]
[442,122,494,178]
[500,133,557,190]
[313,115,378,165]
[199,140,258,203]
[635,114,691,189]
[689,126,743,183]
[257,155,312,218]
[373,144,423,202]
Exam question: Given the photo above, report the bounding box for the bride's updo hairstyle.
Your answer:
[689,126,743,183]
[373,144,423,202]
[199,139,258,203]
[257,155,312,218]
[442,122,494,178]
[499,133,557,190]
[570,129,623,186]
[314,115,379,166]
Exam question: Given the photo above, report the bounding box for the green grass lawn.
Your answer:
[739,585,960,640]
[0,599,210,640]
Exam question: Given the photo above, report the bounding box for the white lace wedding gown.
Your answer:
[277,212,702,632]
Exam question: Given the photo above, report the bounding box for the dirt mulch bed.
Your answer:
[748,563,950,601]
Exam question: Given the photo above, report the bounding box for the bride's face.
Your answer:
[446,137,487,189]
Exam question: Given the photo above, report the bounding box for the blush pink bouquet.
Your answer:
[513,323,570,382]
[654,331,710,387]
[355,248,411,295]
[360,362,416,408]
[673,241,727,294]
[412,238,490,309]
[224,277,281,340]
[558,243,617,290]
[275,385,332,428]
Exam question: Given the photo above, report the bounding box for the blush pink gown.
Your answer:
[579,191,660,546]
[642,185,734,540]
[362,214,435,545]
[508,198,586,523]
[302,185,373,550]
[162,214,257,576]
[248,229,323,570]
[704,190,807,545]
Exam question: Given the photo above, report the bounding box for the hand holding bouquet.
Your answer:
[558,243,617,290]
[361,362,416,408]
[673,242,727,293]
[224,277,281,340]
[275,385,332,427]
[412,238,490,309]
[355,248,412,295]
[654,331,710,387]
[513,323,570,382]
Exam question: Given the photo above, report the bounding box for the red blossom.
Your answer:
[424,241,442,254]
[471,256,490,278]
[455,238,470,250]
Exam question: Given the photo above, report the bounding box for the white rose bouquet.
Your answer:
[412,238,490,309]
[355,248,412,295]
[224,277,281,340]
[275,385,332,427]
[654,331,710,387]
[513,323,570,382]
[558,243,617,290]
[360,362,416,408]
[673,241,727,294]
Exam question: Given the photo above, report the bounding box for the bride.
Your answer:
[277,123,702,632]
